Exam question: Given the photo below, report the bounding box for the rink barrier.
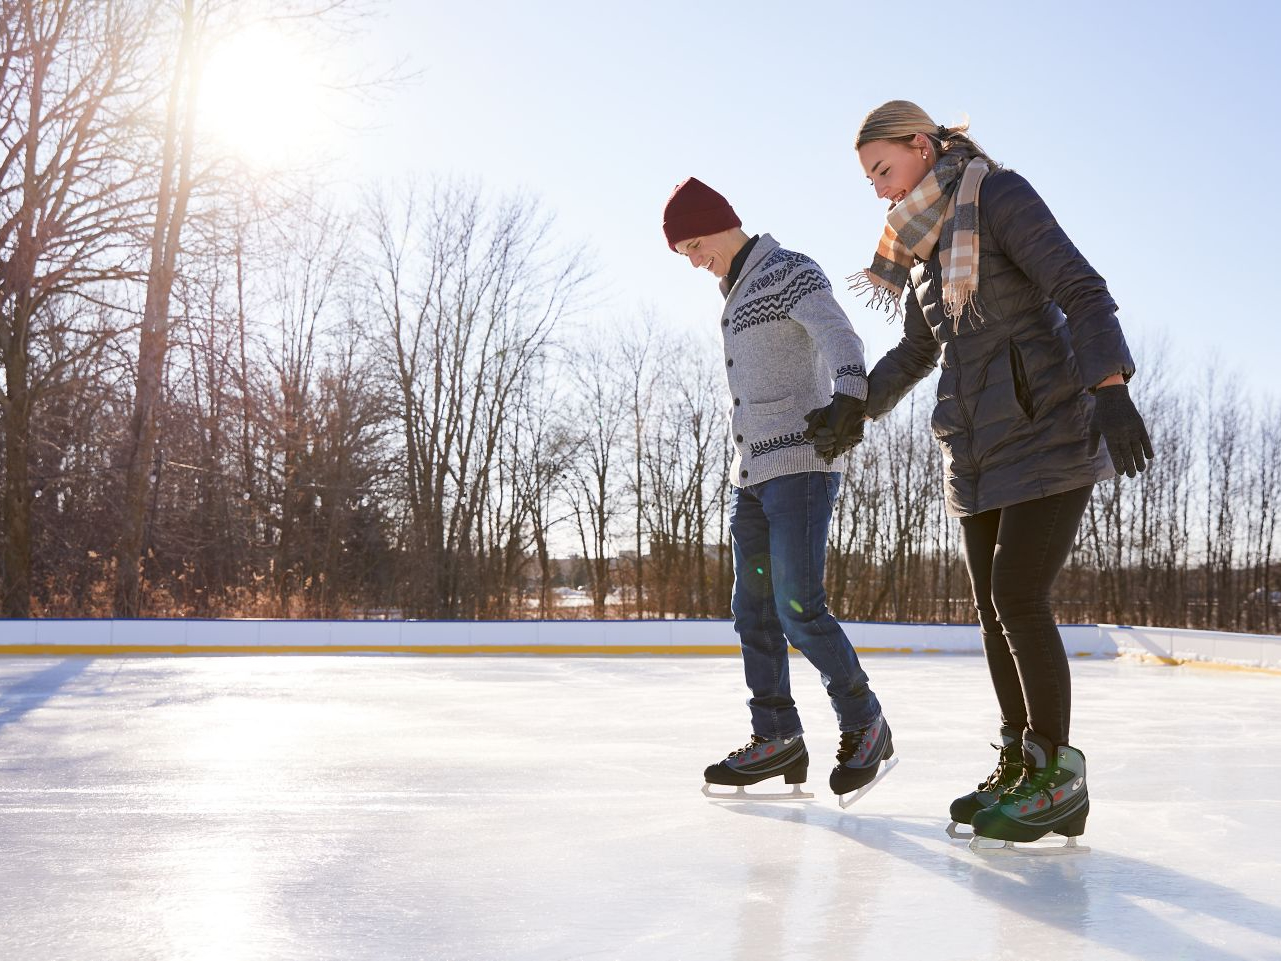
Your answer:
[0,618,1100,656]
[0,619,1278,672]
[1098,624,1281,675]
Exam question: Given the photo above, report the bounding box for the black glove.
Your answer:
[1089,384,1154,478]
[803,392,867,464]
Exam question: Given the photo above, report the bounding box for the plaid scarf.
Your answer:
[849,152,991,327]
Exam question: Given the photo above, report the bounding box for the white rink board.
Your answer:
[0,654,1277,961]
[2,619,1281,669]
[1100,623,1281,670]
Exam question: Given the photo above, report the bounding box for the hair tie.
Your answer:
[936,124,950,141]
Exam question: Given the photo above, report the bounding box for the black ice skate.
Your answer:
[830,714,898,809]
[701,734,813,801]
[946,726,1024,839]
[969,731,1090,856]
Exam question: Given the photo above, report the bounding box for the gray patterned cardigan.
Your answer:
[716,234,869,488]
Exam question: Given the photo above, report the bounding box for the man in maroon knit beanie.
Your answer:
[662,177,742,254]
[662,177,895,806]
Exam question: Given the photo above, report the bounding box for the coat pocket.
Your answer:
[1009,341,1034,420]
[748,393,798,417]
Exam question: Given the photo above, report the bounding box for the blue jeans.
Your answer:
[729,471,881,739]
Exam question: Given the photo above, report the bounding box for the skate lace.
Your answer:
[835,728,866,764]
[728,735,769,758]
[978,742,1023,792]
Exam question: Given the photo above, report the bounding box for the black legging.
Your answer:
[958,485,1093,746]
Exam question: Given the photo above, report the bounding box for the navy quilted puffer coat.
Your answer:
[866,169,1135,517]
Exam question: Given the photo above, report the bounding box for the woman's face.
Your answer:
[858,136,933,206]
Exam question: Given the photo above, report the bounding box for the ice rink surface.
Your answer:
[1,653,1279,961]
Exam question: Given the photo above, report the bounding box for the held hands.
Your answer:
[803,392,867,464]
[1089,384,1154,478]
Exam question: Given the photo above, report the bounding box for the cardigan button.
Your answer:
[733,397,740,406]
[735,434,743,442]
[741,470,749,479]
[726,358,733,367]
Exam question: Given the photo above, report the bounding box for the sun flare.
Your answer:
[197,23,330,169]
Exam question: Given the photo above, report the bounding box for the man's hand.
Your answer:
[803,392,867,464]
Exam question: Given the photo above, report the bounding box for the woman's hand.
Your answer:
[1089,384,1154,478]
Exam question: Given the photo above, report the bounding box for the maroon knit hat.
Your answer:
[662,177,741,252]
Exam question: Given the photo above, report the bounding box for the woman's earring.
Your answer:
[921,152,928,161]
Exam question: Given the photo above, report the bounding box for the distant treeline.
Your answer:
[3,2,1278,632]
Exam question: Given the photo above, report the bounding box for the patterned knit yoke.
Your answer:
[717,234,868,489]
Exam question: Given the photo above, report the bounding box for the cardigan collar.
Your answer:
[719,233,779,299]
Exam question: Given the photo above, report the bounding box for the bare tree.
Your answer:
[27,302,126,614]
[638,342,725,617]
[562,338,629,618]
[368,181,584,617]
[112,0,202,615]
[1,0,154,616]
[511,364,573,617]
[1245,401,1281,631]
[618,323,661,617]
[1202,370,1243,628]
[113,0,378,615]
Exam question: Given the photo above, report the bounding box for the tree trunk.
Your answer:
[2,332,33,617]
[114,0,198,616]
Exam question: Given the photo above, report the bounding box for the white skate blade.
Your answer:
[968,834,1090,857]
[701,781,815,802]
[836,755,900,809]
[945,820,974,839]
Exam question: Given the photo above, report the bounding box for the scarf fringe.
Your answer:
[847,270,904,323]
[856,154,990,329]
[943,283,984,332]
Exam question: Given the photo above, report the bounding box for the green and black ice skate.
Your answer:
[969,731,1090,855]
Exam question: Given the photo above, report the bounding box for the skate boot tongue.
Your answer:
[997,725,1021,749]
[1021,731,1055,780]
[987,727,1023,785]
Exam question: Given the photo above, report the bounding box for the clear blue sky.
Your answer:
[335,0,1281,399]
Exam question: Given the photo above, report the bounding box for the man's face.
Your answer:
[674,229,738,279]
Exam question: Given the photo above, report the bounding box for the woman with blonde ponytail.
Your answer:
[853,100,1153,849]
